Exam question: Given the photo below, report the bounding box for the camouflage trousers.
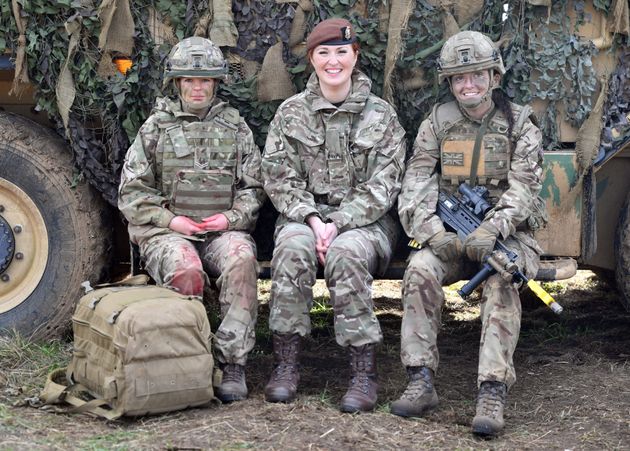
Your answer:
[140,231,259,366]
[401,233,540,388]
[269,221,396,347]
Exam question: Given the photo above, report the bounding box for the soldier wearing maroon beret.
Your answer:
[261,18,406,413]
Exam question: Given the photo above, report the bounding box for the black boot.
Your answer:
[472,381,508,437]
[340,344,378,413]
[390,366,438,417]
[215,363,248,403]
[264,333,301,403]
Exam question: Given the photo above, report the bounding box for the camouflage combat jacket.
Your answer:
[262,71,406,233]
[398,100,545,246]
[119,97,264,243]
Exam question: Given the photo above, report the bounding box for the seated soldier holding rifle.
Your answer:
[395,30,547,437]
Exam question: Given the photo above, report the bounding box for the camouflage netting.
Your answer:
[0,0,629,206]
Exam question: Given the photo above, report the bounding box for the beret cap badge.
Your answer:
[306,18,357,51]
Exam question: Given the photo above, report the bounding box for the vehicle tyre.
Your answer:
[0,112,110,340]
[615,191,630,312]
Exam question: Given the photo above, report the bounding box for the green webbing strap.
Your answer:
[469,109,496,187]
[40,368,124,420]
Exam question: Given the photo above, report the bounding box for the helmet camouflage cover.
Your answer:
[437,31,505,83]
[163,36,228,87]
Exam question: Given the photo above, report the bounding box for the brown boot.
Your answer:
[471,381,508,437]
[264,333,300,403]
[390,366,439,417]
[340,344,378,413]
[215,363,247,403]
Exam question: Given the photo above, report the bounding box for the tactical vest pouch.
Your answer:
[40,279,215,419]
[170,168,234,221]
[441,134,510,183]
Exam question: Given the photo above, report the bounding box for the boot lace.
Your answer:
[270,335,299,382]
[401,367,433,401]
[222,364,243,384]
[271,362,297,381]
[348,374,372,395]
[348,346,375,395]
[477,382,506,418]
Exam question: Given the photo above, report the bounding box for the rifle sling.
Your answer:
[469,109,496,187]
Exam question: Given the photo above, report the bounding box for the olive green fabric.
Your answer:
[45,283,215,418]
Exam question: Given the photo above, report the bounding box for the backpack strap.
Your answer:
[40,368,124,420]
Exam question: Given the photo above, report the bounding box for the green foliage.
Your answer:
[502,2,598,149]
[1,0,625,201]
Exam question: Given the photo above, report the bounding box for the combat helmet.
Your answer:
[437,31,505,84]
[163,37,228,88]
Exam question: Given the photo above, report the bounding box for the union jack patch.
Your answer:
[443,152,464,166]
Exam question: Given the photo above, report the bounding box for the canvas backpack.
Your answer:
[41,276,215,419]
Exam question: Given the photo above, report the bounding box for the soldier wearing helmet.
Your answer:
[118,37,265,404]
[394,31,547,437]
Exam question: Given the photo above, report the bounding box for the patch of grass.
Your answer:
[78,431,140,451]
[0,333,71,391]
[212,442,254,450]
[257,280,272,304]
[375,401,393,414]
[0,403,12,421]
[541,280,570,295]
[379,342,399,358]
[310,299,334,332]
[315,383,334,406]
[444,280,466,296]
[522,321,594,345]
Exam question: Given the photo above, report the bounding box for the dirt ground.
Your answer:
[1,271,629,450]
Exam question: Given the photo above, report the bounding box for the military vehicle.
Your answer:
[1,1,629,339]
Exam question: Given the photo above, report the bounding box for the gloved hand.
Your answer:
[464,221,499,262]
[427,230,463,261]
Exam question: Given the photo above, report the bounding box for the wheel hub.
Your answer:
[0,215,15,274]
[0,179,49,313]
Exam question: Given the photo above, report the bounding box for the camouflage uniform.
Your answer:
[118,96,264,365]
[262,70,406,347]
[398,100,545,388]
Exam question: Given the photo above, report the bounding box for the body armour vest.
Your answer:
[155,107,241,222]
[432,100,547,231]
[431,101,529,203]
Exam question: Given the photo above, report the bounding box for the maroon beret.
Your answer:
[306,18,357,52]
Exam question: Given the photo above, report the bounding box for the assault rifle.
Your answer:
[413,183,563,314]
